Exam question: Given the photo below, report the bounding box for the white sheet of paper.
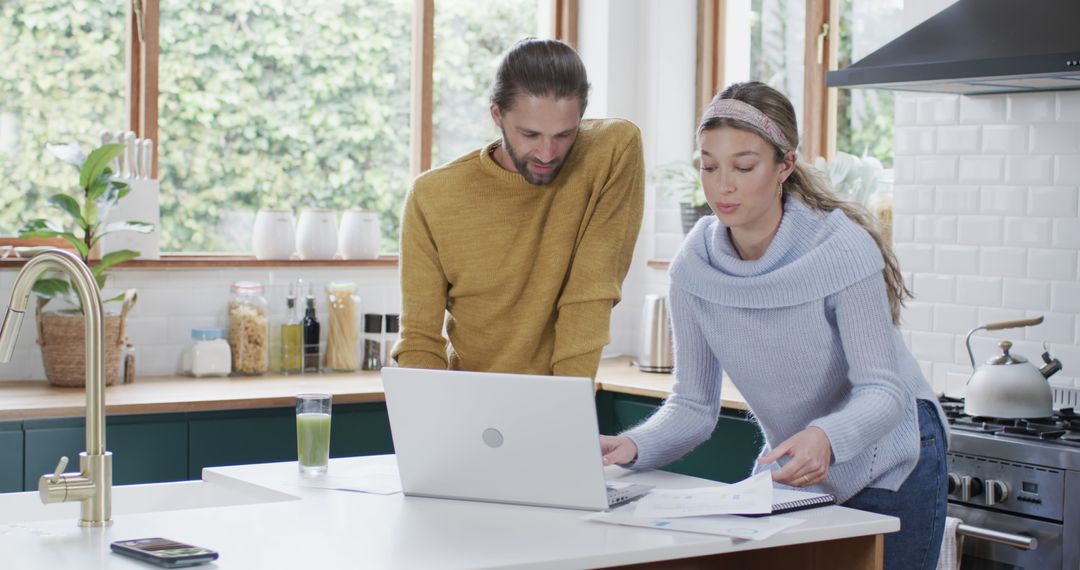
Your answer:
[586,510,803,541]
[295,462,402,495]
[631,471,774,518]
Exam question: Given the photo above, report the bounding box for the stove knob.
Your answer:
[985,479,1009,506]
[947,473,961,495]
[960,476,984,502]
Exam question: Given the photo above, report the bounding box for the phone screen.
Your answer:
[111,538,218,568]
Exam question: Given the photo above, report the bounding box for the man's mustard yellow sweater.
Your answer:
[393,119,644,378]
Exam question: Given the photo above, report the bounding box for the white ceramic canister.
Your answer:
[338,209,382,260]
[295,208,339,260]
[252,208,296,260]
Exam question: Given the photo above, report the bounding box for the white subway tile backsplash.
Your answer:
[914,215,958,244]
[1054,156,1080,184]
[1005,155,1054,185]
[1007,93,1056,123]
[1051,281,1080,313]
[981,125,1027,154]
[960,95,1005,124]
[1028,248,1078,281]
[1026,311,1074,344]
[917,95,959,124]
[1002,279,1050,310]
[901,301,934,331]
[895,94,918,126]
[1051,218,1080,248]
[124,317,169,346]
[934,304,979,334]
[958,156,1004,184]
[1058,91,1080,121]
[917,157,959,184]
[957,216,1004,245]
[1003,217,1053,248]
[979,186,1027,215]
[937,126,979,153]
[980,247,1028,278]
[896,126,935,154]
[895,243,935,273]
[654,232,685,260]
[956,275,1003,307]
[934,186,979,214]
[913,274,956,303]
[894,156,918,184]
[1028,186,1078,217]
[935,245,979,275]
[893,185,935,214]
[910,331,956,362]
[892,215,915,242]
[1030,124,1080,153]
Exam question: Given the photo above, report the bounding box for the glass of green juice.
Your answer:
[296,393,332,476]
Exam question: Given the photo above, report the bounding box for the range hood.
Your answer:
[826,0,1080,95]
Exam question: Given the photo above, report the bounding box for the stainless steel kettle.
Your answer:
[964,316,1062,418]
[637,294,673,373]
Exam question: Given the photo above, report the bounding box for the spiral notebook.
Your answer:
[741,492,836,517]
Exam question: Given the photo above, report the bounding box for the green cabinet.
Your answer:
[0,421,22,493]
[23,414,188,490]
[596,391,763,484]
[330,403,394,458]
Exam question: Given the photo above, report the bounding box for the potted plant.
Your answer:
[18,142,154,387]
[651,155,711,235]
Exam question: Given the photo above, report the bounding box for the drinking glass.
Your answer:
[296,393,332,476]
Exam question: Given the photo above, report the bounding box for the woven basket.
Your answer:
[35,293,137,388]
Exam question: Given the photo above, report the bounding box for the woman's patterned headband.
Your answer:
[700,97,791,150]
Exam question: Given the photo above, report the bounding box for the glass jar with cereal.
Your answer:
[228,281,269,376]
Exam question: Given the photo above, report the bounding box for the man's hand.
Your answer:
[757,426,832,487]
[600,435,638,466]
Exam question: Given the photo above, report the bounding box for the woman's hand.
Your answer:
[757,426,832,487]
[600,435,638,466]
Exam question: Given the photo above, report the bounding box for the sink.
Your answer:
[0,478,299,525]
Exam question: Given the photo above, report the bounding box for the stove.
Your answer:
[941,393,1080,570]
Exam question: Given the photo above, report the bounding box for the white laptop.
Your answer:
[381,367,651,511]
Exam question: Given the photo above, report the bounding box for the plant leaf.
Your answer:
[46,142,87,170]
[31,278,71,300]
[87,178,110,201]
[60,234,90,258]
[83,198,99,228]
[103,292,128,303]
[92,249,139,277]
[79,144,125,190]
[91,221,155,246]
[96,273,107,291]
[48,194,87,229]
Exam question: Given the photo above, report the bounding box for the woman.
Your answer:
[601,82,947,570]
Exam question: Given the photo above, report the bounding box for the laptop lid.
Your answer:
[382,367,611,511]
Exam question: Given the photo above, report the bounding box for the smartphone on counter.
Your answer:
[110,538,218,568]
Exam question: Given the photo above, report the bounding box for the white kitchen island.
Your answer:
[0,455,898,569]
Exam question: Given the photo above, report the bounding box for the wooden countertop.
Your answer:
[0,357,747,421]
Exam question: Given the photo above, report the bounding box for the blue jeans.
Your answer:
[842,399,947,570]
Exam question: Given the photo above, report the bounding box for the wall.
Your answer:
[892,90,1080,395]
[0,266,400,381]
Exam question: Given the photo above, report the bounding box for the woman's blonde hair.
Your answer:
[699,81,910,324]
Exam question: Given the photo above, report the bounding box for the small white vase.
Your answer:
[252,208,295,260]
[338,210,381,260]
[296,209,339,260]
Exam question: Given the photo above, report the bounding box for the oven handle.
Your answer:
[956,523,1038,550]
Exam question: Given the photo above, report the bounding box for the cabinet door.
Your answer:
[0,422,23,493]
[188,408,296,479]
[330,402,394,458]
[595,391,763,483]
[23,415,188,490]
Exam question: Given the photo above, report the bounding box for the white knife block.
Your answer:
[97,178,161,260]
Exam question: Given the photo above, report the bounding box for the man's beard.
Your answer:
[500,129,569,185]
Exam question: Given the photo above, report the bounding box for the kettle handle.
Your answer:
[965,316,1044,369]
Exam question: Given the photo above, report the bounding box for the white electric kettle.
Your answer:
[964,316,1062,418]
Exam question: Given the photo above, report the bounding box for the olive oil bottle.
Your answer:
[280,282,303,374]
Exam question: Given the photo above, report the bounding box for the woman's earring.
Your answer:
[777,181,783,196]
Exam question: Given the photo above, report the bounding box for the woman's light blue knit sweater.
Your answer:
[623,197,947,503]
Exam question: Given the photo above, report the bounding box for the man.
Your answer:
[393,37,644,378]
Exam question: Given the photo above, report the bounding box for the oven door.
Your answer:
[948,504,1062,570]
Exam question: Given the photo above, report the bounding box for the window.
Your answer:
[0,0,126,236]
[2,0,564,255]
[749,0,806,132]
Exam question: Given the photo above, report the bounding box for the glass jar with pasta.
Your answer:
[324,282,361,372]
[228,281,270,376]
